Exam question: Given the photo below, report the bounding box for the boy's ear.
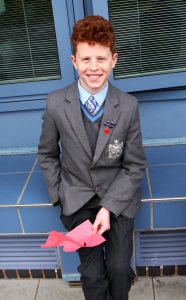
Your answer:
[71,55,77,69]
[113,53,118,60]
[112,52,118,68]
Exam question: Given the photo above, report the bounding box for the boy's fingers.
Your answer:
[93,221,110,235]
[98,224,110,235]
[97,228,105,235]
[92,220,100,232]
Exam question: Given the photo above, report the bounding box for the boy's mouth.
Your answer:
[86,74,103,80]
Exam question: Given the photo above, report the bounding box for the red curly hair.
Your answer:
[71,15,116,55]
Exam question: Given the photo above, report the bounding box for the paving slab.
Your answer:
[153,276,186,300]
[129,277,154,300]
[0,279,38,300]
[0,276,185,300]
[36,279,84,300]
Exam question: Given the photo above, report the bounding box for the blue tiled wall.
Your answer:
[0,154,63,234]
[0,144,186,276]
[135,145,186,231]
[0,147,185,233]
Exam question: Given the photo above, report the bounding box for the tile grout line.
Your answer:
[148,162,186,167]
[16,158,38,233]
[0,170,41,175]
[17,158,38,204]
[146,167,154,230]
[146,166,153,198]
[17,207,25,233]
[34,279,40,300]
[152,277,156,300]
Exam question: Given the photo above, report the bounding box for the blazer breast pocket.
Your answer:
[104,138,125,163]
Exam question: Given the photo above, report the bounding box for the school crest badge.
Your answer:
[108,140,123,159]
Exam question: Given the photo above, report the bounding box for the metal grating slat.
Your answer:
[0,235,60,270]
[136,230,186,266]
[108,0,186,78]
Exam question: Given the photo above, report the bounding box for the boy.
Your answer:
[38,15,146,300]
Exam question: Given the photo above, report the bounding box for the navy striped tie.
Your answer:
[85,95,98,115]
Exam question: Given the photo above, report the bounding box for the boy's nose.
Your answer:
[90,60,98,70]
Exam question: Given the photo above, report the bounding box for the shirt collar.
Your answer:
[78,80,108,107]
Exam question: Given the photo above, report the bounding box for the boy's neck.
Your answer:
[78,79,108,95]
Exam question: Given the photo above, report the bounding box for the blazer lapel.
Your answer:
[92,84,120,166]
[64,82,92,158]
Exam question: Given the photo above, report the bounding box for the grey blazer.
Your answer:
[38,81,146,218]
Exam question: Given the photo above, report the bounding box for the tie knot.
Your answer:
[85,95,98,115]
[89,95,95,101]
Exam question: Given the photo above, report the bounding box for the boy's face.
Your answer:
[71,42,118,94]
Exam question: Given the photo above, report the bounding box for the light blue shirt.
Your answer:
[78,80,108,107]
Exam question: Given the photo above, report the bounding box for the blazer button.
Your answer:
[95,185,101,192]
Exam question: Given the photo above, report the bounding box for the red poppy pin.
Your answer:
[104,127,110,135]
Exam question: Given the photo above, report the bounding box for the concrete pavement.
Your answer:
[0,276,185,300]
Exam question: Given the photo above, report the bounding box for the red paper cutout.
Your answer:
[41,220,106,252]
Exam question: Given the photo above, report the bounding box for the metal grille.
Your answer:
[0,0,61,84]
[136,230,186,266]
[0,235,60,269]
[108,0,186,78]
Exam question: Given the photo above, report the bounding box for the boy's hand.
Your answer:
[92,207,110,235]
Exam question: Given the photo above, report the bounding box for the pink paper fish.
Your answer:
[41,220,106,252]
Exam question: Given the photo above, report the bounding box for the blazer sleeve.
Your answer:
[37,95,61,205]
[99,101,147,217]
